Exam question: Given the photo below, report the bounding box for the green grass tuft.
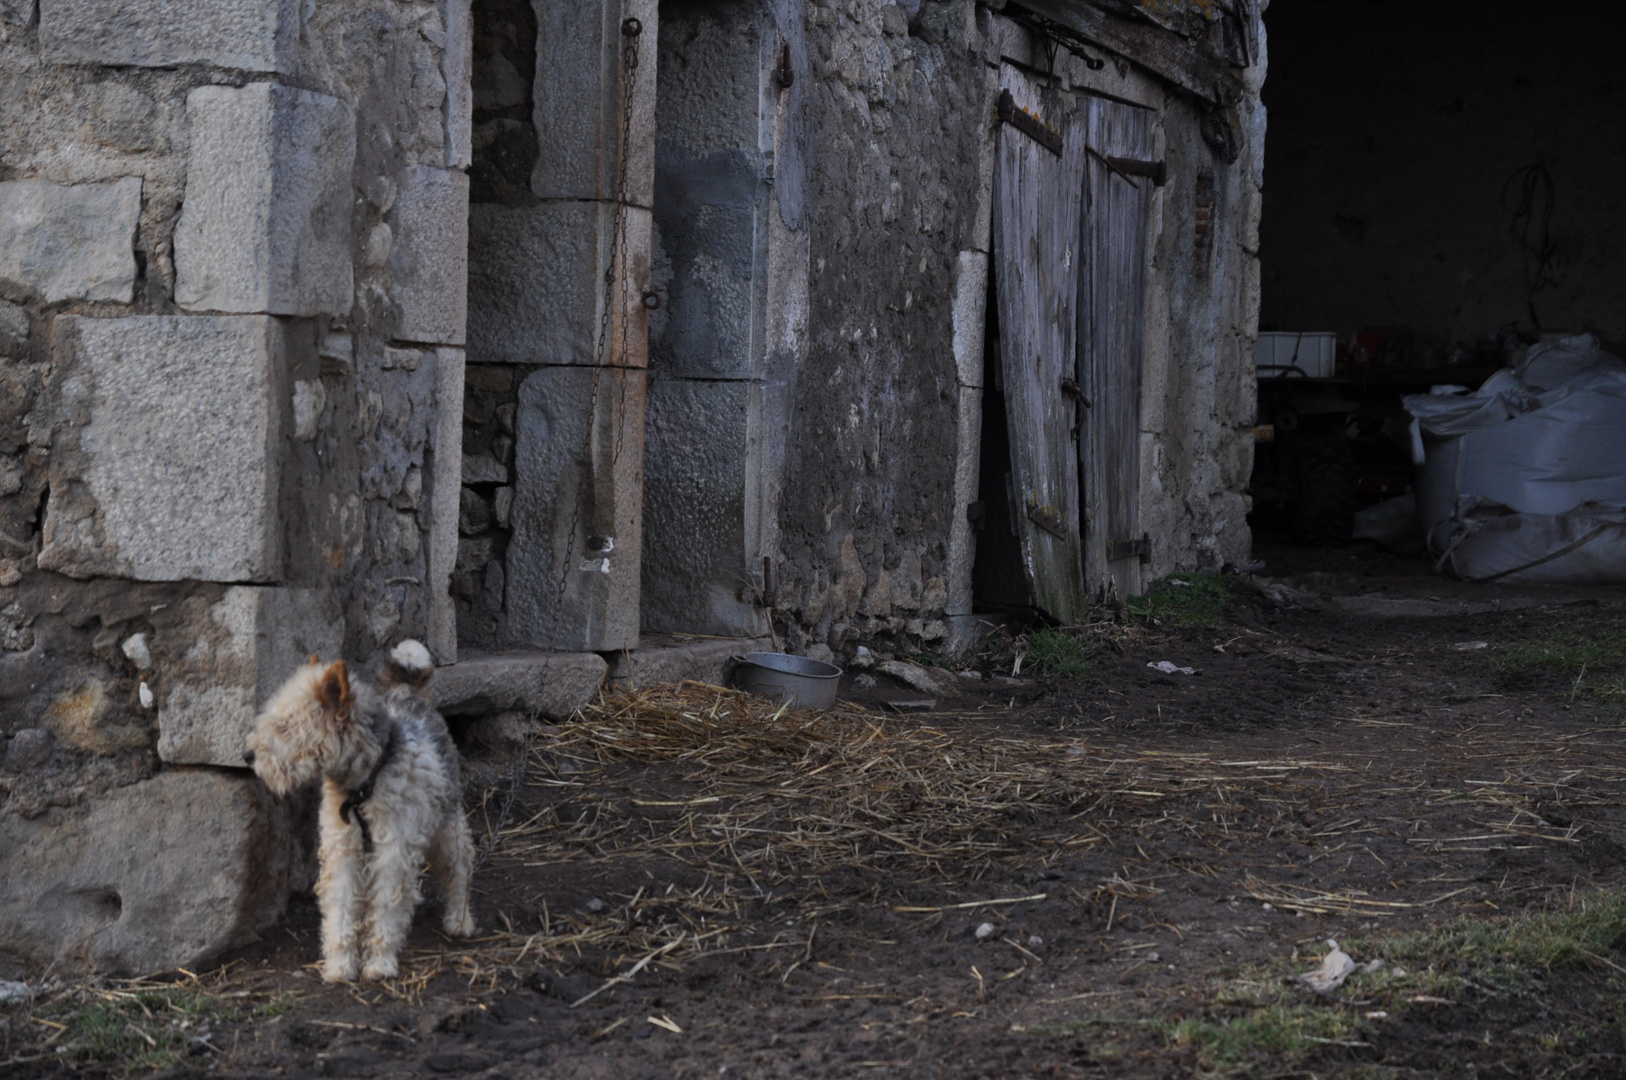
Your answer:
[1368,888,1626,978]
[1017,626,1098,679]
[1487,621,1626,680]
[1125,571,1232,628]
[1022,890,1626,1075]
[25,985,297,1074]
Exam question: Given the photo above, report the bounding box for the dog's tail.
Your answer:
[380,639,434,695]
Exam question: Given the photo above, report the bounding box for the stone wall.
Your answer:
[764,1,1263,659]
[767,0,987,660]
[0,0,471,976]
[1138,24,1266,577]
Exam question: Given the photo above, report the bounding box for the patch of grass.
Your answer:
[20,984,296,1074]
[1125,571,1232,628]
[1365,888,1626,981]
[1487,621,1626,680]
[1023,891,1626,1076]
[1016,626,1098,678]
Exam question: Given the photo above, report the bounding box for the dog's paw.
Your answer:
[361,956,399,982]
[322,955,360,983]
[444,910,476,938]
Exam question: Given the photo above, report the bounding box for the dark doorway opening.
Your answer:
[971,269,1030,615]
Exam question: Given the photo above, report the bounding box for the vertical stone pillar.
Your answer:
[639,2,772,639]
[486,0,656,652]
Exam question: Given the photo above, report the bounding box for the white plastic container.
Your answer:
[1255,331,1337,379]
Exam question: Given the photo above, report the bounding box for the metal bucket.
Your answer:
[730,652,843,710]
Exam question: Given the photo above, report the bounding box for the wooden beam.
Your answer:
[1009,0,1244,106]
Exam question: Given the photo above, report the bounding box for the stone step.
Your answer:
[433,636,770,718]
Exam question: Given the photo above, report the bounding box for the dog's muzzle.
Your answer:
[242,750,256,765]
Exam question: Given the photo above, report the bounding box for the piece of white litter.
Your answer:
[138,680,154,709]
[0,981,34,1003]
[974,922,996,940]
[1148,660,1196,675]
[1298,939,1357,993]
[1452,641,1489,651]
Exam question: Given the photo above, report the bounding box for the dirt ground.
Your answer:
[8,542,1626,1079]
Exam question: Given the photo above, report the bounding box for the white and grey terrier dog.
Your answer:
[244,640,476,982]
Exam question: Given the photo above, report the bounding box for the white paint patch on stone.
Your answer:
[291,379,326,441]
[39,0,297,70]
[0,177,141,303]
[389,166,469,345]
[174,83,355,317]
[158,586,344,766]
[39,316,284,583]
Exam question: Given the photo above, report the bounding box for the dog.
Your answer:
[244,640,476,982]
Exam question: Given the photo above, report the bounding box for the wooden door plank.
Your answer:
[993,64,1087,623]
[1078,95,1154,600]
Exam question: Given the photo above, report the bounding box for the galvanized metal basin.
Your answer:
[730,651,843,710]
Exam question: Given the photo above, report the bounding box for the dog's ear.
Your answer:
[316,660,353,716]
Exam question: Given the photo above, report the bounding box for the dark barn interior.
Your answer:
[1249,0,1626,554]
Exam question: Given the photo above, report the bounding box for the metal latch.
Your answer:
[1060,376,1092,408]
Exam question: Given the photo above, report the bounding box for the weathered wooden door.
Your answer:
[1078,95,1155,599]
[992,65,1087,623]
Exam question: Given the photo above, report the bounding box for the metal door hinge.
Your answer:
[996,89,1062,157]
[1106,155,1168,187]
[1027,505,1069,540]
[1106,535,1151,563]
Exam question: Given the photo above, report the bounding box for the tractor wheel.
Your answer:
[1291,438,1356,547]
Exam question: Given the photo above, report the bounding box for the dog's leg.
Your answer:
[316,780,365,982]
[360,827,425,981]
[430,810,477,938]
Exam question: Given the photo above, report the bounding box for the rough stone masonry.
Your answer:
[0,0,1265,977]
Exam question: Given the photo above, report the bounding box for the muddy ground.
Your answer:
[8,543,1626,1078]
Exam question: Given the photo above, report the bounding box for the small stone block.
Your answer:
[0,177,141,303]
[433,651,608,718]
[39,0,298,71]
[157,586,344,766]
[0,770,293,976]
[467,201,650,367]
[40,316,284,583]
[506,365,644,651]
[390,166,469,345]
[174,82,355,317]
[641,378,764,636]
